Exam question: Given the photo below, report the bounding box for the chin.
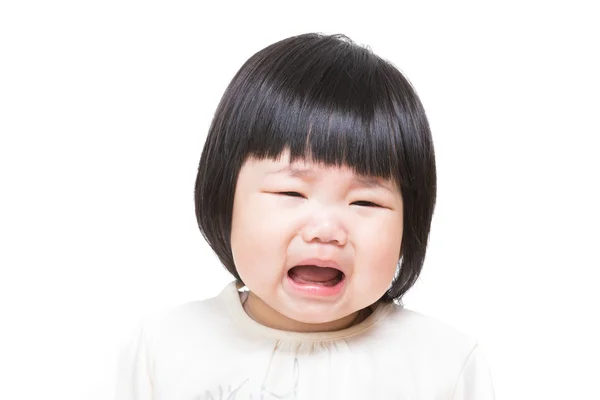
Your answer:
[281,306,346,325]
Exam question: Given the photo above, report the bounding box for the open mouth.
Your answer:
[288,265,345,287]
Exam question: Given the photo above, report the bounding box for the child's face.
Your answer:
[231,151,403,330]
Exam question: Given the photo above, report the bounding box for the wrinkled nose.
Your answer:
[301,209,347,246]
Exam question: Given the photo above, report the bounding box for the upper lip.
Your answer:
[291,258,347,276]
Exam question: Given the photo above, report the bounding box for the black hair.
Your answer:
[195,33,436,303]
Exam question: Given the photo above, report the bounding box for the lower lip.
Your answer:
[285,273,346,297]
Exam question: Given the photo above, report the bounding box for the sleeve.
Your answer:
[452,344,495,400]
[114,321,154,400]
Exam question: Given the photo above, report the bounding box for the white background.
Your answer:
[1,1,598,399]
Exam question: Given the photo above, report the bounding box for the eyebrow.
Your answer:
[267,165,394,192]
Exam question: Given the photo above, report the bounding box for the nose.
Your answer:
[300,209,347,246]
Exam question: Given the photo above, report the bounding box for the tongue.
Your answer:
[289,265,342,285]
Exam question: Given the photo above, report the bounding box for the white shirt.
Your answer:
[115,281,495,399]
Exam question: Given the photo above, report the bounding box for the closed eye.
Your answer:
[278,191,305,198]
[351,200,382,208]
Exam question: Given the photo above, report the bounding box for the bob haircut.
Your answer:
[195,33,436,303]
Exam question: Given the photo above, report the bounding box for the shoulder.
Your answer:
[138,284,236,348]
[350,304,488,396]
[363,303,480,366]
[383,305,477,348]
[348,304,494,398]
[116,283,248,398]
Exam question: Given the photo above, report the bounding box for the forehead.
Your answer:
[242,153,398,192]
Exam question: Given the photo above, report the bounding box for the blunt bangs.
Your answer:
[195,33,436,303]
[215,33,428,188]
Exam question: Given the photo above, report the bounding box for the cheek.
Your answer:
[232,195,296,242]
[356,212,402,251]
[352,214,403,288]
[230,195,296,282]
